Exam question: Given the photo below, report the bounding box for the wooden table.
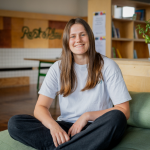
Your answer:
[24,58,58,91]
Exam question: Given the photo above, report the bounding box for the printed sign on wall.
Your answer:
[0,17,67,48]
[93,11,106,55]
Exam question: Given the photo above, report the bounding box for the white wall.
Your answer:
[0,0,88,16]
[0,48,62,84]
[78,0,88,17]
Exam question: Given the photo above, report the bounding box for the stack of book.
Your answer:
[135,9,145,21]
[111,47,122,58]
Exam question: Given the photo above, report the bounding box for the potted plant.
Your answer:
[136,19,150,60]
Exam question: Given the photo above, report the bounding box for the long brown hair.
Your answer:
[58,18,104,97]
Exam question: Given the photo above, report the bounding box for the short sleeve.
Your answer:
[38,61,59,99]
[103,58,131,105]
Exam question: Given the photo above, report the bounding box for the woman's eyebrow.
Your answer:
[70,31,86,35]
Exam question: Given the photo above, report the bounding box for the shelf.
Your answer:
[134,20,146,24]
[134,39,145,42]
[112,18,132,22]
[112,38,132,41]
[112,38,146,42]
[112,0,150,8]
[89,0,150,59]
[112,18,147,24]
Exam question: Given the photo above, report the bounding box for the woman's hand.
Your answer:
[68,113,89,137]
[50,123,70,148]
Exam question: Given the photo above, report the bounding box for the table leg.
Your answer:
[37,61,41,91]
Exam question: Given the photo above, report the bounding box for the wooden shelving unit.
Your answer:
[112,38,133,41]
[88,0,150,59]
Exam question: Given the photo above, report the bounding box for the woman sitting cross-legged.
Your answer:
[8,18,131,150]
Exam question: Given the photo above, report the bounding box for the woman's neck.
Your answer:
[73,54,88,65]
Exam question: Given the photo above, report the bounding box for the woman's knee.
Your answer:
[8,115,21,131]
[8,115,29,137]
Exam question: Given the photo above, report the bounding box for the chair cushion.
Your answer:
[112,126,150,150]
[0,130,36,150]
[127,92,150,129]
[1,127,150,150]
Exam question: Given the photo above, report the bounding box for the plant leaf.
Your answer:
[145,28,148,33]
[146,35,149,40]
[145,39,148,43]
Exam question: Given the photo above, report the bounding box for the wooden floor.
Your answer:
[0,85,60,131]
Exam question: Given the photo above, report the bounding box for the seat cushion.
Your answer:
[0,130,36,150]
[112,126,150,150]
[1,127,150,150]
[127,92,150,129]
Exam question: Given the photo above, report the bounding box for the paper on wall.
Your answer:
[95,37,106,56]
[93,11,106,37]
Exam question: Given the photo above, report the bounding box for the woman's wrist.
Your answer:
[83,112,91,122]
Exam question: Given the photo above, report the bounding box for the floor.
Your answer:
[0,85,60,131]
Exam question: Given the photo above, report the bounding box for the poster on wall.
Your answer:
[95,37,106,56]
[93,11,106,55]
[93,11,106,36]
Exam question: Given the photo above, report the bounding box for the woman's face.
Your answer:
[69,24,89,56]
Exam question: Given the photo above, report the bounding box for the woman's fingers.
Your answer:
[71,128,76,137]
[52,131,70,147]
[68,127,75,137]
[64,132,70,142]
[68,127,72,137]
[52,134,59,147]
[56,133,62,145]
[68,126,80,137]
[59,132,66,144]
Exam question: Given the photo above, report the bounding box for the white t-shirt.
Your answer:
[39,56,131,123]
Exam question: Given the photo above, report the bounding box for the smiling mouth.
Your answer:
[74,44,84,47]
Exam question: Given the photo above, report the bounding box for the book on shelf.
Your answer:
[112,22,117,38]
[112,47,122,58]
[135,12,141,20]
[132,14,137,20]
[116,49,122,58]
[134,26,138,39]
[112,24,114,38]
[112,47,117,58]
[133,50,138,59]
[135,9,145,21]
[116,28,120,38]
[133,26,135,39]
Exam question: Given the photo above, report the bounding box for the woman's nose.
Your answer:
[76,35,81,42]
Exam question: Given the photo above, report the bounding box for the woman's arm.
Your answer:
[68,101,130,137]
[34,94,70,147]
[85,101,130,121]
[34,94,54,129]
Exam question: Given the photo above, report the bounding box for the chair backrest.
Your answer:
[113,59,150,92]
[128,91,150,129]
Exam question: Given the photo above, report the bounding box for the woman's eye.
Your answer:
[81,34,85,36]
[70,35,75,38]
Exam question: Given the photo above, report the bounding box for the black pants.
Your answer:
[8,110,127,150]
